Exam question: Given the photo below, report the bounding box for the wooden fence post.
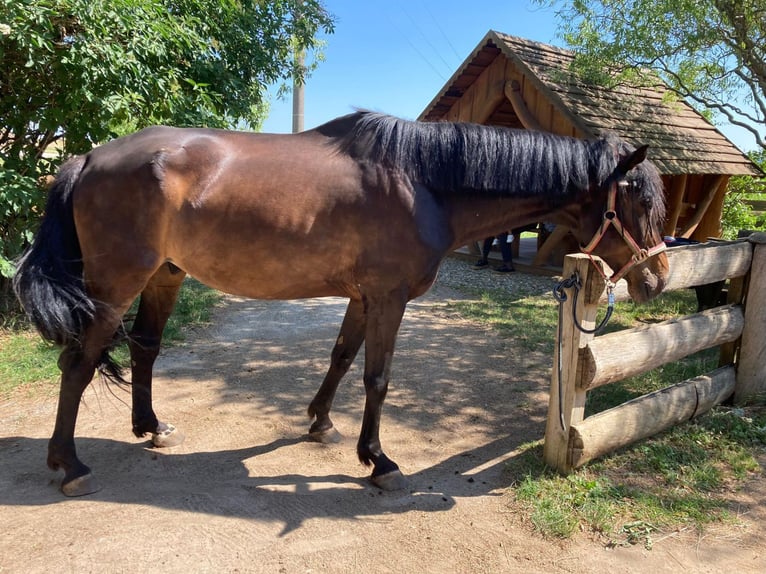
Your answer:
[734,232,766,404]
[543,254,605,473]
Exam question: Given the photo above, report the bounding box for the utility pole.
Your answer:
[291,3,305,134]
[292,49,305,133]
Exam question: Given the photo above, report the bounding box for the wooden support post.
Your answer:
[533,224,571,266]
[504,80,544,131]
[543,254,604,473]
[719,271,749,366]
[664,174,687,237]
[734,232,766,404]
[679,175,726,238]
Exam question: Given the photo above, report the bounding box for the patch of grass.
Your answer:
[0,332,61,395]
[449,291,558,352]
[508,407,766,546]
[449,279,765,546]
[0,278,221,396]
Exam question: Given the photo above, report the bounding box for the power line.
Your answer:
[396,1,455,76]
[383,7,449,82]
[419,0,462,63]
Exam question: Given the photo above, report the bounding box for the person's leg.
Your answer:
[494,232,515,273]
[472,237,493,269]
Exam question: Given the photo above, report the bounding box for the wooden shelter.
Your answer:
[419,31,761,266]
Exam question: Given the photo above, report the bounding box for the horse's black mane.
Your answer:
[322,111,662,205]
[319,111,665,233]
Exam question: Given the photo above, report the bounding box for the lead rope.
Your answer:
[552,273,615,431]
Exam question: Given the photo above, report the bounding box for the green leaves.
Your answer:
[0,168,43,279]
[0,0,335,297]
[539,0,765,151]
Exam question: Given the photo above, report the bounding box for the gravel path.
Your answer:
[435,255,559,299]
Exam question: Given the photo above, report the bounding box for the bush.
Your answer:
[720,150,766,239]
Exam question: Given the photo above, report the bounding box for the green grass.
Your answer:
[0,333,61,394]
[0,278,221,396]
[508,406,765,547]
[448,281,766,547]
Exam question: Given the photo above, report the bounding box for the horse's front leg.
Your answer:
[129,265,186,448]
[357,289,408,491]
[308,299,366,443]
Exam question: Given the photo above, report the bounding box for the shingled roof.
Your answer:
[420,30,760,176]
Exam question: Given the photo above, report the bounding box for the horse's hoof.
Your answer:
[371,470,409,491]
[308,427,342,444]
[61,473,101,497]
[152,422,185,448]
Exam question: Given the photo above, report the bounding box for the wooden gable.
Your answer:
[420,31,762,242]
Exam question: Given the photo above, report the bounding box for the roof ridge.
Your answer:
[419,30,760,176]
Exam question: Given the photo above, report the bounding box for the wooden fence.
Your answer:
[543,233,766,474]
[744,198,766,227]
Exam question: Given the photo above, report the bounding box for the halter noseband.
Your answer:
[579,179,667,284]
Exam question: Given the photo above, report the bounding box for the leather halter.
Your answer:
[579,179,667,284]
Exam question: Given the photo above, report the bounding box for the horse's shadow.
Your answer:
[0,431,528,535]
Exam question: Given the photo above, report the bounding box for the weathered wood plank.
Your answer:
[578,305,744,391]
[569,366,735,468]
[589,241,753,303]
[735,233,766,403]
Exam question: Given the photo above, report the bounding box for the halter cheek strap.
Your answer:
[579,180,667,284]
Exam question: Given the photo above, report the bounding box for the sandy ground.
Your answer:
[1,277,764,573]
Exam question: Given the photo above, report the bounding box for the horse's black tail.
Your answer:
[13,156,126,382]
[13,155,95,347]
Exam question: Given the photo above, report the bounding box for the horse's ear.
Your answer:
[617,145,649,175]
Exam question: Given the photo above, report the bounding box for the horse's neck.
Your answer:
[444,195,581,250]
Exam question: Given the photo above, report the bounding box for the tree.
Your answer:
[538,0,766,151]
[722,149,766,238]
[0,0,334,285]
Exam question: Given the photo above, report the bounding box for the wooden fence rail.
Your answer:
[543,233,766,474]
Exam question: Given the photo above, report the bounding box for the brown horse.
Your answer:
[13,111,669,496]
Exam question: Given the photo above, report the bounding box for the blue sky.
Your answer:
[261,0,759,153]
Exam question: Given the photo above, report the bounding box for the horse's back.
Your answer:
[70,126,437,301]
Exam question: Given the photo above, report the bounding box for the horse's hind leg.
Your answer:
[307,299,366,443]
[128,263,187,447]
[48,307,128,496]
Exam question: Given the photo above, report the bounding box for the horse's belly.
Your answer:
[173,248,357,301]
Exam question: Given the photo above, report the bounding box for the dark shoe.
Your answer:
[492,264,515,274]
[472,259,489,270]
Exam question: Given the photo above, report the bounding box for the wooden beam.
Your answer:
[578,305,744,391]
[596,240,753,304]
[663,174,687,236]
[679,174,726,238]
[504,80,543,131]
[532,224,571,266]
[569,366,735,468]
[694,175,729,240]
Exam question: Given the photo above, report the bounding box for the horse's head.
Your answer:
[575,141,669,303]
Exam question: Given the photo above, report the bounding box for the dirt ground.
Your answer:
[1,276,764,574]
